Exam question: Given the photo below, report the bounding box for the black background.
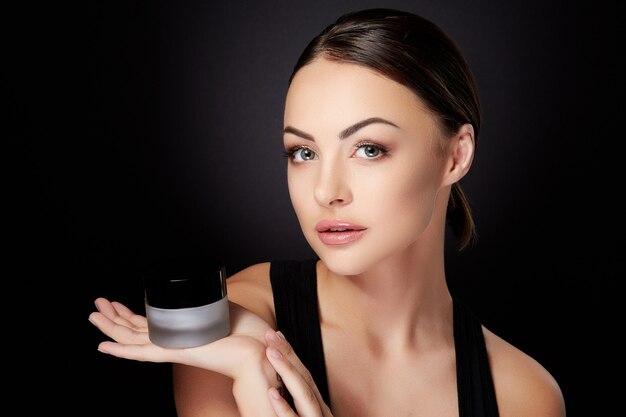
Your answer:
[6,0,622,415]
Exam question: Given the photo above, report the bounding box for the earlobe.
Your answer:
[442,123,475,186]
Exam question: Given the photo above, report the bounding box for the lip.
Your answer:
[315,219,367,246]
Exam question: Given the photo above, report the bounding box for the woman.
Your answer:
[89,8,565,417]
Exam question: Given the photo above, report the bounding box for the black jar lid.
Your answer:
[143,256,227,309]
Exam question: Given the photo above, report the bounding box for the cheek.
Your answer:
[356,162,441,231]
[287,167,313,222]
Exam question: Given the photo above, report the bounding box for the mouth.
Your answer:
[315,220,367,245]
[315,220,366,232]
[323,226,362,232]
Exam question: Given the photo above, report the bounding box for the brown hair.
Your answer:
[289,8,480,249]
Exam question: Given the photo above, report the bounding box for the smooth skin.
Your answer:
[90,58,566,417]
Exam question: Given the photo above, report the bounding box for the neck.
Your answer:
[318,240,453,354]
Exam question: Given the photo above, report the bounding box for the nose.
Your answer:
[314,159,352,208]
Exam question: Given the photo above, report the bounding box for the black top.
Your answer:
[270,258,500,417]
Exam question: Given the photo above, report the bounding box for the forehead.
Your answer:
[284,58,434,132]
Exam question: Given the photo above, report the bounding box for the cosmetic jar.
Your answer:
[143,256,230,348]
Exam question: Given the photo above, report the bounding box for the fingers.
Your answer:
[266,347,320,416]
[265,330,323,401]
[94,298,147,329]
[89,301,174,363]
[89,313,166,362]
[265,330,329,417]
[97,339,171,363]
[88,309,150,346]
[264,330,309,381]
[268,386,299,417]
[89,298,150,349]
[110,300,147,328]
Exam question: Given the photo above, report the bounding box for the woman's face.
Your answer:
[284,59,449,275]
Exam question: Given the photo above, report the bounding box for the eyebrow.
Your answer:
[283,117,399,141]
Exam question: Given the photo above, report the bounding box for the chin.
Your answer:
[314,246,377,277]
[304,230,390,276]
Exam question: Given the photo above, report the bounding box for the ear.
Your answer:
[441,123,475,186]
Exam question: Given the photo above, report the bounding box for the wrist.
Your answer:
[232,359,280,417]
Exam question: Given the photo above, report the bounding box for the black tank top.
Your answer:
[270,258,500,417]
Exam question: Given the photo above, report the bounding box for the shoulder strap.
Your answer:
[270,259,330,406]
[454,298,500,417]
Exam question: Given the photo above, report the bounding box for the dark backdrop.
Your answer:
[7,0,621,415]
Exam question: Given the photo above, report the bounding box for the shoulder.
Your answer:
[226,262,276,328]
[483,327,566,417]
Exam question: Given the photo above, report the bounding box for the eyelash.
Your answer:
[282,145,310,160]
[354,141,389,159]
[283,142,389,161]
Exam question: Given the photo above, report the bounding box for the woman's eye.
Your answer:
[290,147,317,162]
[354,143,386,159]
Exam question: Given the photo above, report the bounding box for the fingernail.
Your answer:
[276,331,286,342]
[267,346,282,359]
[97,345,109,354]
[267,331,279,342]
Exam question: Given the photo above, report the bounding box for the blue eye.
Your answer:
[354,143,387,159]
[286,146,317,162]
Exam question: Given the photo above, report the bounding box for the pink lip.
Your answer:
[315,220,367,246]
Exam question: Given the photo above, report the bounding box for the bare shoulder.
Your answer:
[483,327,566,417]
[226,262,275,328]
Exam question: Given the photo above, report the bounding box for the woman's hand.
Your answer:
[264,330,334,417]
[89,297,273,381]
